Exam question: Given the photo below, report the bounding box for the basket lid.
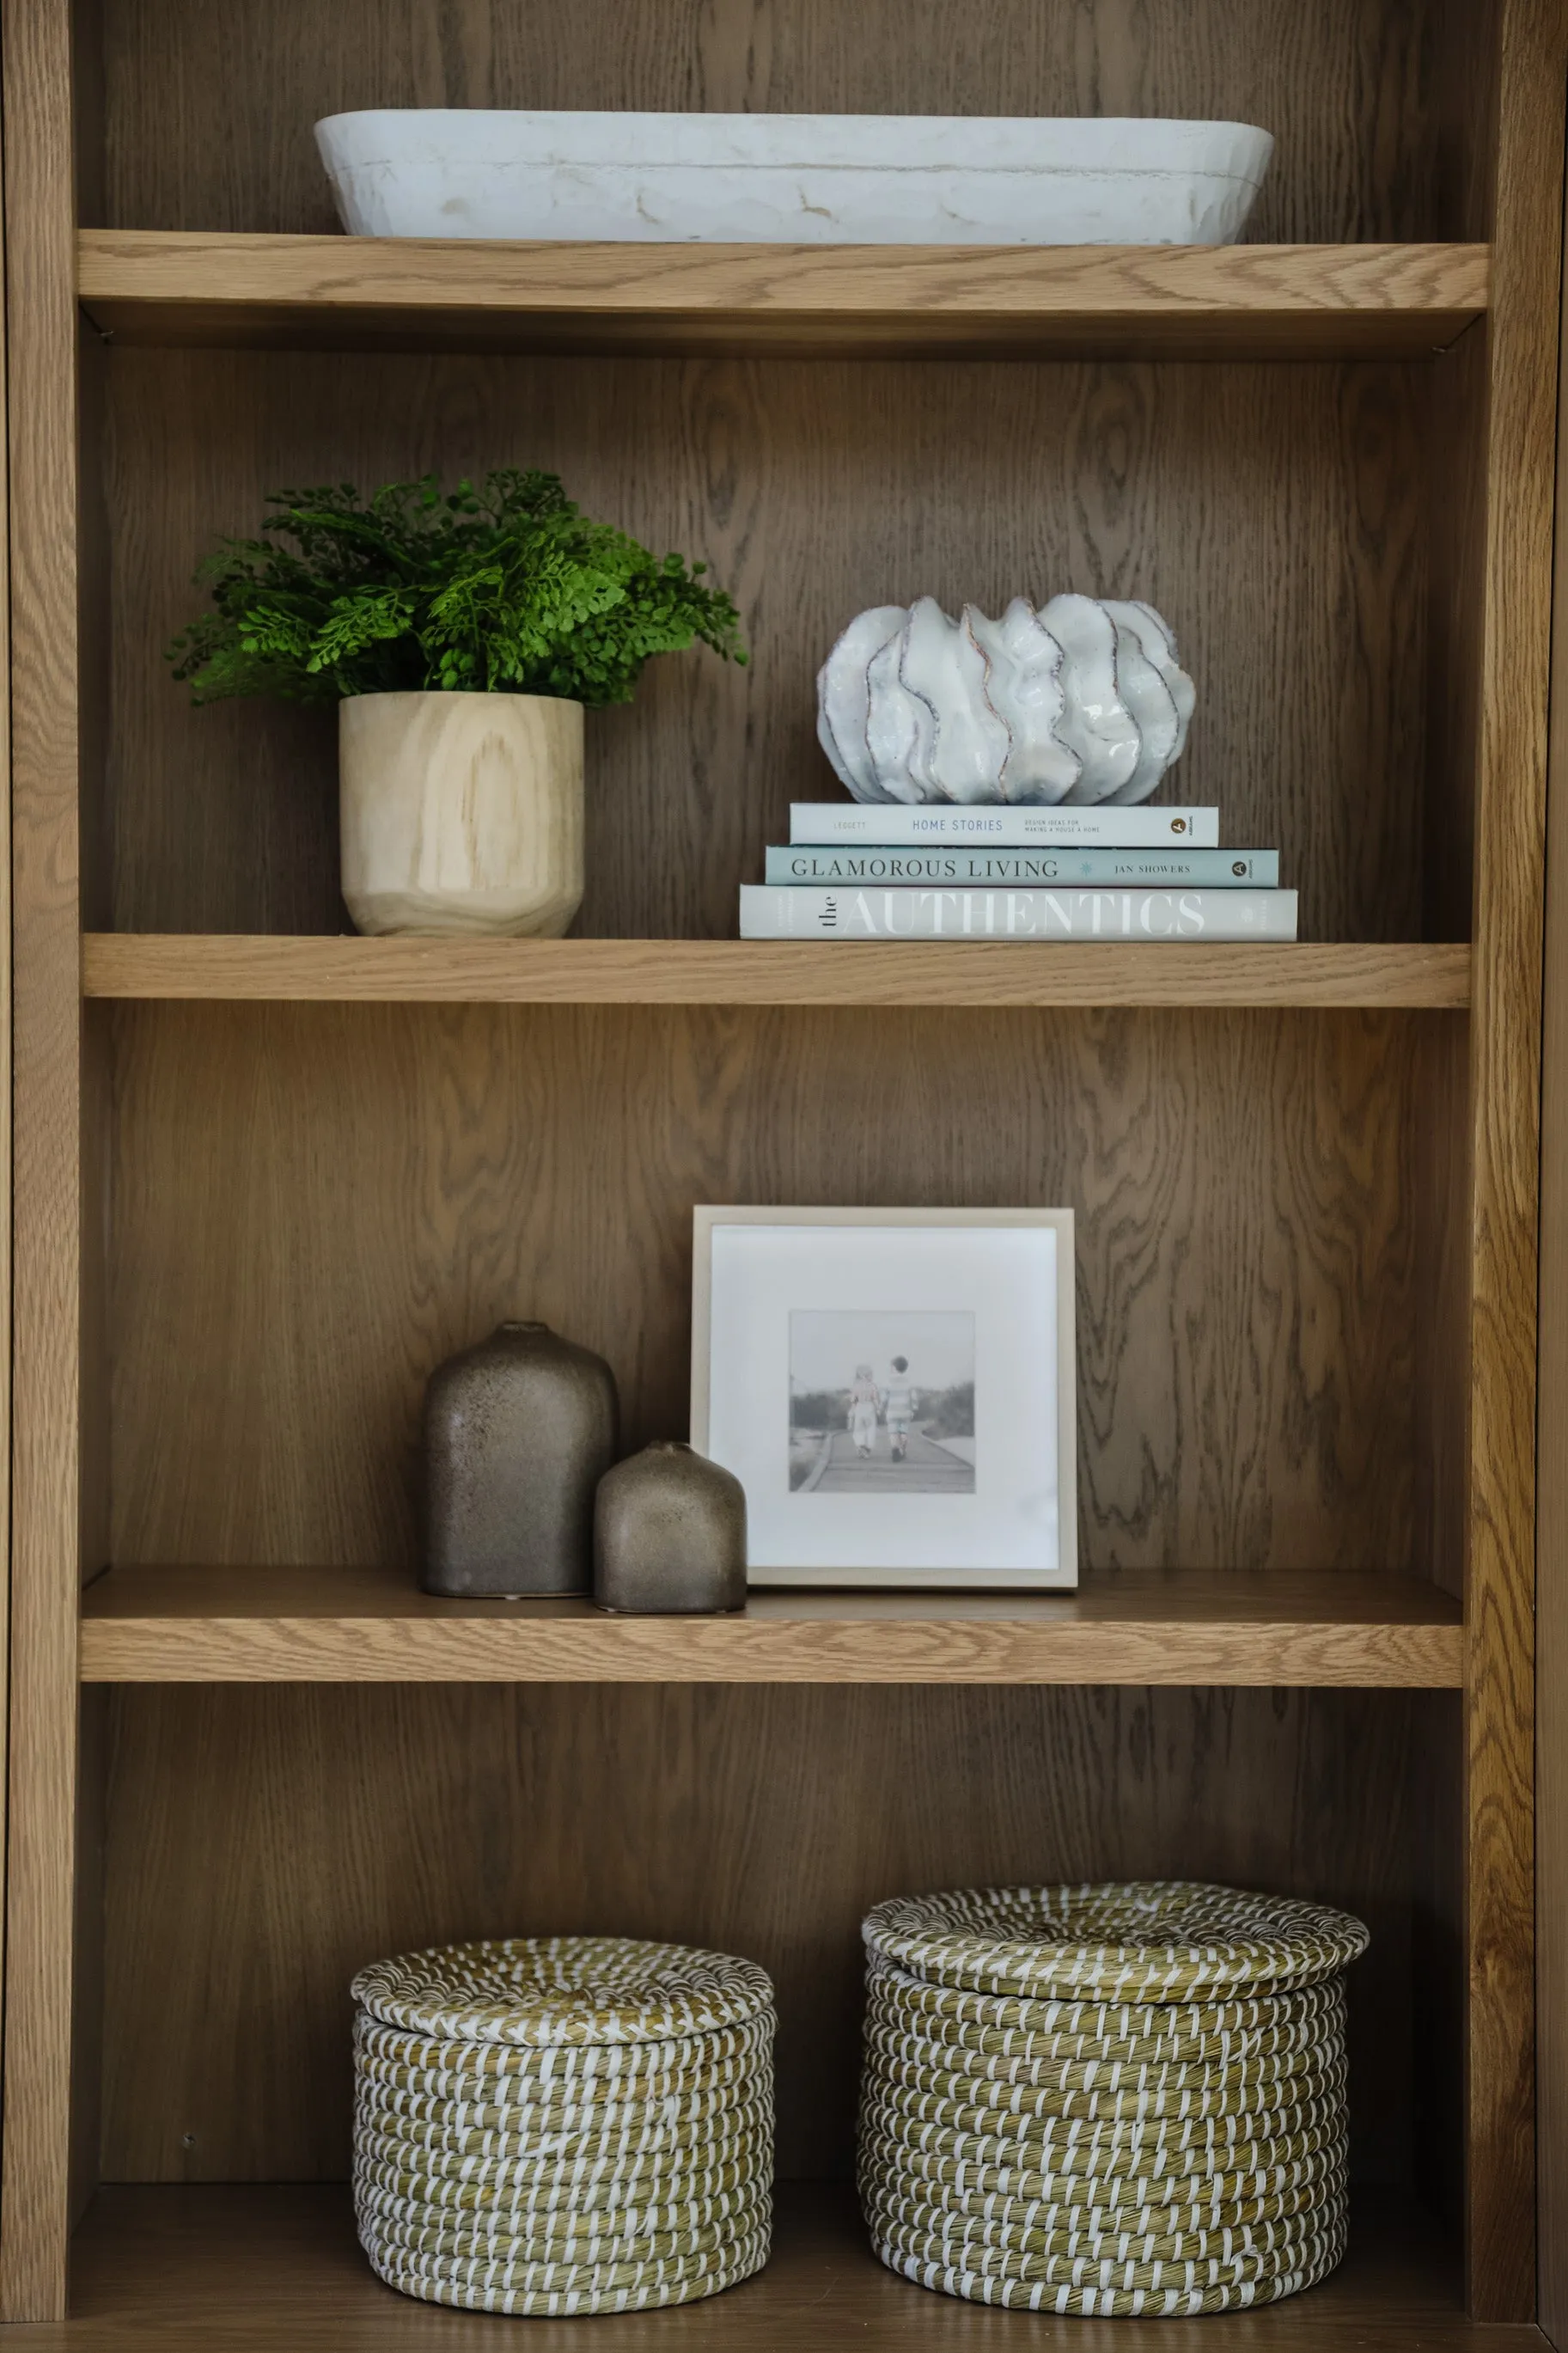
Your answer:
[352,1935,775,2047]
[862,1881,1368,2002]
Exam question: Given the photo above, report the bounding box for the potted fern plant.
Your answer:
[168,469,746,937]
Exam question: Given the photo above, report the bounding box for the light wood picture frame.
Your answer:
[691,1207,1077,1589]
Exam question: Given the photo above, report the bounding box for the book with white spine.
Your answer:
[740,885,1297,942]
[789,803,1220,848]
[766,846,1277,888]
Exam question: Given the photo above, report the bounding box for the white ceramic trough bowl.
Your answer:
[314,113,1274,246]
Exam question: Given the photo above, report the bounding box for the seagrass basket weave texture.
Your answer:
[857,1880,1369,2317]
[351,1936,777,2316]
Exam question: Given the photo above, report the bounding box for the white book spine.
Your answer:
[789,804,1221,849]
[740,886,1298,943]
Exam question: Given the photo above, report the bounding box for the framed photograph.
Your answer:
[691,1207,1076,1589]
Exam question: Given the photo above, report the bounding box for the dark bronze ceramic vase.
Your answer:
[594,1442,747,1615]
[422,1321,619,1597]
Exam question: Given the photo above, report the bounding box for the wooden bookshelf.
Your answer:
[82,934,1475,1010]
[78,1563,1465,1687]
[3,0,1563,2337]
[78,231,1490,361]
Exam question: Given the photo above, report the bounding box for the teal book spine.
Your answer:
[765,846,1278,888]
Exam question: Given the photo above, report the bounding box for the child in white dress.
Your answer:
[847,1364,882,1458]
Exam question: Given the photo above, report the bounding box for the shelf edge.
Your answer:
[77,1615,1466,1686]
[82,936,1475,1011]
[77,230,1492,315]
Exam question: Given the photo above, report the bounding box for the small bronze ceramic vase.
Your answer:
[422,1321,619,1597]
[594,1443,747,1615]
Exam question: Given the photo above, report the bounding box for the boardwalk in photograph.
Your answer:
[808,1429,974,1494]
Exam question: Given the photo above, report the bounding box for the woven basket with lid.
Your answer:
[352,1935,775,2316]
[857,1880,1366,2318]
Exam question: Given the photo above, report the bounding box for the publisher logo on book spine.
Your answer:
[1169,817,1188,834]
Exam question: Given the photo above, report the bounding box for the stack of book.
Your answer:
[738,804,1296,942]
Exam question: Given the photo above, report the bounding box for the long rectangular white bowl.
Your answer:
[315,113,1274,247]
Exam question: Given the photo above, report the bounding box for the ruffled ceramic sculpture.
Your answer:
[816,595,1195,806]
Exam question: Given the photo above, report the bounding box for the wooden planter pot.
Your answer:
[339,690,585,937]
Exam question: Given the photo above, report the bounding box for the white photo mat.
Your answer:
[691,1207,1077,1589]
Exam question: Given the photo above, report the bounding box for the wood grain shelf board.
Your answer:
[3,2181,1528,2352]
[76,232,1491,360]
[78,1563,1465,1687]
[82,935,1474,1011]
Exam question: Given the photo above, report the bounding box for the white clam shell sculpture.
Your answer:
[816,594,1195,805]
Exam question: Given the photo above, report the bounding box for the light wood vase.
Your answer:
[339,690,585,937]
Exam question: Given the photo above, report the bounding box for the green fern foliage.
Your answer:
[168,470,747,708]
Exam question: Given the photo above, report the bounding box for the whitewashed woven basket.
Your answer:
[353,1936,776,2315]
[858,1881,1365,2319]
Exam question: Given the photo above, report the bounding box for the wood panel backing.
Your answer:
[3,0,85,2323]
[104,350,1431,947]
[99,1680,1442,2187]
[1424,321,1488,950]
[1436,0,1503,244]
[1412,1691,1467,2232]
[1459,0,1568,2318]
[91,0,1438,248]
[110,1000,1427,1581]
[1413,1018,1471,1605]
